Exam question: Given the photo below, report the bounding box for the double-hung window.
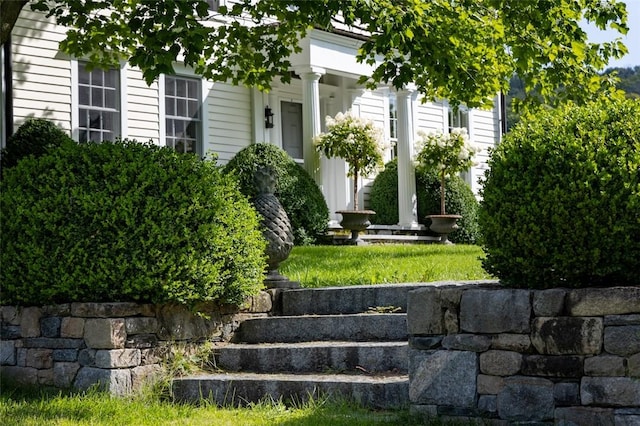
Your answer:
[388,93,398,158]
[165,76,201,154]
[448,106,469,133]
[78,63,120,143]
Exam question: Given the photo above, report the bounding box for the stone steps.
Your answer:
[173,285,415,408]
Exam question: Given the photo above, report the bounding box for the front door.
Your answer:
[280,101,303,162]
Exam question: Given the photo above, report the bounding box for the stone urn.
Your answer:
[337,209,375,245]
[426,214,461,244]
[252,167,299,288]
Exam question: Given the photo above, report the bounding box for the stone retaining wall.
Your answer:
[0,291,274,394]
[407,283,640,425]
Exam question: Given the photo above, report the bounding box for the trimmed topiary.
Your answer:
[1,118,72,172]
[480,98,640,288]
[0,139,266,306]
[369,159,481,244]
[224,143,329,245]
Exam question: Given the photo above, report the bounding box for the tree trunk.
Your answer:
[1,0,28,46]
[353,168,359,210]
[440,170,446,215]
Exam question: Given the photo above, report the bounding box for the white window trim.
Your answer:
[276,95,304,164]
[159,72,208,156]
[71,59,127,142]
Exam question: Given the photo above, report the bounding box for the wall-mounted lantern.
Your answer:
[265,106,274,128]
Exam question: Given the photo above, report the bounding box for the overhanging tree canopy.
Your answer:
[1,0,630,108]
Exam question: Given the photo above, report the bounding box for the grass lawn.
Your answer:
[280,244,492,287]
[0,387,431,426]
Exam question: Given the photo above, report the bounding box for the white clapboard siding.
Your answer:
[416,100,446,132]
[126,68,160,142]
[11,12,72,131]
[205,82,252,163]
[468,106,500,194]
[357,91,386,210]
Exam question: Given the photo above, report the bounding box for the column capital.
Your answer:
[396,84,418,97]
[295,66,326,80]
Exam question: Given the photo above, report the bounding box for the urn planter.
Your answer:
[426,214,461,244]
[337,210,375,245]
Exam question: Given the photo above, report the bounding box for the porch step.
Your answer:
[233,313,407,344]
[217,341,408,374]
[171,372,409,409]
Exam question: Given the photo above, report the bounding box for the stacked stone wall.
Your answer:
[408,284,640,425]
[0,292,274,394]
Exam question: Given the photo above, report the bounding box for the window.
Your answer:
[78,63,120,143]
[207,0,225,11]
[388,93,398,158]
[448,106,469,133]
[165,76,201,154]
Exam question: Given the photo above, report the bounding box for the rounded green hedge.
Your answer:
[224,143,329,245]
[1,118,72,172]
[369,159,480,244]
[0,140,266,306]
[480,98,640,288]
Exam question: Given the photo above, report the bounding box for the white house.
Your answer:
[0,6,504,227]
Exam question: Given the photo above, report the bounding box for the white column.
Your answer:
[299,67,325,186]
[396,88,419,227]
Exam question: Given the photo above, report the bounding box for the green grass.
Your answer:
[280,244,492,287]
[0,387,436,426]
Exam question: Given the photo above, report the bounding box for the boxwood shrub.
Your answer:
[369,159,481,244]
[1,118,72,172]
[224,143,329,245]
[480,98,640,288]
[0,140,266,306]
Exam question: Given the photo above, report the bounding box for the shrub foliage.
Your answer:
[1,118,72,172]
[369,159,480,244]
[480,98,640,288]
[0,140,266,306]
[224,143,329,245]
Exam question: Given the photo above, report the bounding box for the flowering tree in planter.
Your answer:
[314,111,388,210]
[415,128,479,215]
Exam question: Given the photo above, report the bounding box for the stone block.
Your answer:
[460,289,531,334]
[240,291,273,313]
[441,334,490,352]
[533,289,566,317]
[53,349,78,362]
[71,302,141,318]
[555,407,614,426]
[131,364,163,390]
[407,288,448,335]
[17,348,26,366]
[125,334,158,349]
[74,367,132,395]
[604,314,640,326]
[443,307,459,334]
[38,368,54,385]
[1,306,19,325]
[584,355,625,376]
[568,287,640,316]
[554,382,580,406]
[95,349,141,368]
[521,355,583,378]
[409,349,477,408]
[480,350,522,376]
[491,334,531,352]
[84,318,126,349]
[141,347,169,365]
[497,376,554,422]
[478,395,497,414]
[25,348,53,369]
[20,307,42,337]
[1,366,38,385]
[1,340,16,365]
[409,336,442,350]
[125,318,158,335]
[531,317,603,355]
[629,353,640,377]
[42,304,70,316]
[78,349,96,366]
[1,325,21,339]
[156,305,223,341]
[581,377,640,406]
[53,362,80,388]
[603,325,640,356]
[40,317,61,338]
[477,374,505,395]
[60,317,85,338]
[615,414,640,426]
[22,338,84,349]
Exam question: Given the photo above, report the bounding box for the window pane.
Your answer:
[176,79,186,97]
[91,70,103,86]
[104,70,117,88]
[174,120,184,137]
[166,98,175,116]
[187,80,197,98]
[92,88,103,107]
[188,100,198,118]
[79,87,90,106]
[175,140,186,153]
[90,131,101,142]
[165,78,175,96]
[105,89,116,109]
[177,99,187,117]
[103,112,113,131]
[79,109,88,127]
[89,111,101,129]
[185,140,195,153]
[79,130,88,143]
[166,119,174,136]
[186,121,196,139]
[79,65,90,84]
